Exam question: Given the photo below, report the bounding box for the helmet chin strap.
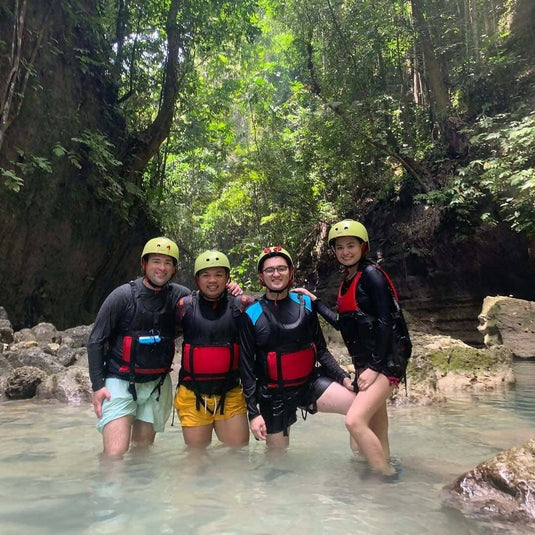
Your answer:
[144,275,166,290]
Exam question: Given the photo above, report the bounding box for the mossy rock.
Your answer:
[427,345,512,373]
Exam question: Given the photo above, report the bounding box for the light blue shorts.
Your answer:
[97,375,173,434]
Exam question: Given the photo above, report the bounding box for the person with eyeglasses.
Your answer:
[239,246,356,450]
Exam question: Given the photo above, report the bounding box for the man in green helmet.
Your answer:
[88,237,190,459]
[173,250,254,449]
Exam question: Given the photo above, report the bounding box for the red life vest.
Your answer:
[266,343,317,389]
[337,265,399,313]
[181,342,240,383]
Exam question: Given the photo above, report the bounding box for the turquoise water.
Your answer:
[0,360,534,535]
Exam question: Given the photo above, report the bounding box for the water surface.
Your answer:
[1,360,534,535]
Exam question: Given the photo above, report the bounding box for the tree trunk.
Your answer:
[507,0,535,59]
[410,0,450,126]
[121,0,185,186]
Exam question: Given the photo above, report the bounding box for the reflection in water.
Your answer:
[0,360,534,535]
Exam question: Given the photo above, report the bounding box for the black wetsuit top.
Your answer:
[176,290,254,395]
[315,260,394,373]
[87,278,190,391]
[239,293,349,421]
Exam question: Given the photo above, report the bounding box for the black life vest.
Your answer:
[114,280,176,385]
[259,295,317,390]
[178,293,251,394]
[337,265,412,378]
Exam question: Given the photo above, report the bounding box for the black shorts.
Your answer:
[258,370,335,435]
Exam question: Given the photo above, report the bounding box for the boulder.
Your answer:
[31,322,62,344]
[390,333,514,405]
[444,438,535,529]
[3,346,64,374]
[5,366,48,399]
[0,353,12,375]
[55,345,86,367]
[59,324,92,348]
[478,296,535,358]
[0,318,14,344]
[36,366,92,404]
[13,328,37,343]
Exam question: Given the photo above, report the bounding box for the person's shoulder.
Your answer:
[168,282,191,299]
[244,298,262,323]
[361,262,389,288]
[288,292,312,311]
[232,294,255,313]
[96,281,134,314]
[105,280,134,300]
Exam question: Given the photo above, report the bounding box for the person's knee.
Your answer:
[345,414,366,435]
[185,437,212,449]
[226,435,249,448]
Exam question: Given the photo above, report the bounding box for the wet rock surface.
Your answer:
[444,438,535,529]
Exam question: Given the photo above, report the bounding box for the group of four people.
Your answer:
[87,220,405,478]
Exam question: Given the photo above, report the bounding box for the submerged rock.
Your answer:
[444,438,535,529]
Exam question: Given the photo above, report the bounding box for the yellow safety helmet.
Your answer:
[194,250,231,276]
[328,220,369,251]
[141,237,179,265]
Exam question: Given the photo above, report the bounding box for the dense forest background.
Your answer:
[1,0,534,341]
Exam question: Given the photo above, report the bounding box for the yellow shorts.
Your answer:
[173,385,247,427]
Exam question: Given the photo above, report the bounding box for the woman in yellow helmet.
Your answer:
[295,220,402,479]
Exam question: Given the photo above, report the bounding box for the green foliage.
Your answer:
[64,130,137,217]
[460,111,535,234]
[0,150,53,192]
[415,109,535,237]
[144,0,534,286]
[45,0,529,281]
[0,167,24,192]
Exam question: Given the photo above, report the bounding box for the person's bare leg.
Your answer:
[369,402,390,460]
[266,430,290,453]
[182,424,214,449]
[315,382,356,414]
[315,382,357,451]
[345,375,395,475]
[214,413,249,447]
[131,420,156,451]
[102,416,133,459]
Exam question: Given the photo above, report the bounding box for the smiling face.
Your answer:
[260,255,291,293]
[143,253,177,288]
[333,236,364,267]
[196,266,229,300]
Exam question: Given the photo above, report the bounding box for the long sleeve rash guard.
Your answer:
[239,293,349,421]
[87,278,190,391]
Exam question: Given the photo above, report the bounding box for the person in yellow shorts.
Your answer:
[174,251,254,448]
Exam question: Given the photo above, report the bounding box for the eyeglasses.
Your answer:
[262,265,289,275]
